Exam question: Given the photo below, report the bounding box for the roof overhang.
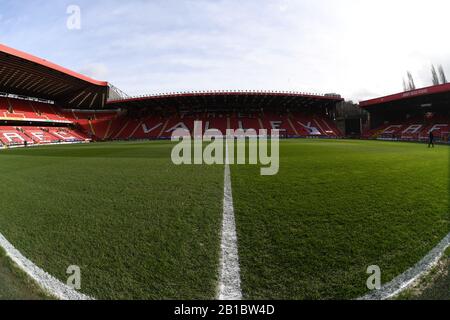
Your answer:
[0,44,109,109]
[360,83,450,110]
[107,91,343,111]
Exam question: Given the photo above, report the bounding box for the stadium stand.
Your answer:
[362,116,450,142]
[0,95,89,147]
[360,83,450,143]
[0,43,107,147]
[103,92,344,141]
[1,99,343,146]
[91,110,342,141]
[0,43,344,147]
[0,43,108,109]
[0,97,72,122]
[0,124,89,147]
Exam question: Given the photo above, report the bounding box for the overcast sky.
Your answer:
[1,0,450,102]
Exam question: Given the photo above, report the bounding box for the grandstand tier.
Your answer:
[0,97,72,124]
[98,91,344,140]
[0,93,343,146]
[0,44,344,146]
[0,125,88,147]
[88,111,342,140]
[360,83,450,142]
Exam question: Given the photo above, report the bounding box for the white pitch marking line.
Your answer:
[0,232,93,300]
[359,232,450,300]
[218,141,243,300]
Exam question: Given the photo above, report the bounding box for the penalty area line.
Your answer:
[0,232,93,300]
[218,141,243,300]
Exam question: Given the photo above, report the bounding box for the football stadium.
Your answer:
[0,40,448,302]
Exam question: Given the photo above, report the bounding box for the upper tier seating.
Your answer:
[0,97,89,147]
[0,98,71,122]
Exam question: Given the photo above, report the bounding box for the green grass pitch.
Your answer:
[0,139,448,299]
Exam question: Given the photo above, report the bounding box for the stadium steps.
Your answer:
[13,127,34,144]
[321,118,333,133]
[2,99,26,119]
[6,98,13,113]
[112,119,130,139]
[157,120,169,138]
[128,121,143,139]
[103,120,113,140]
[29,101,39,116]
[258,118,264,130]
[88,120,96,137]
[47,104,68,120]
[20,130,35,143]
[313,119,328,136]
[287,117,299,135]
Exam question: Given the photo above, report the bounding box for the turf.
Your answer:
[0,141,224,299]
[0,139,448,300]
[230,139,449,299]
[396,250,450,300]
[0,248,51,300]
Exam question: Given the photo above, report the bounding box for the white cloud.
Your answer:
[78,63,109,80]
[2,0,450,102]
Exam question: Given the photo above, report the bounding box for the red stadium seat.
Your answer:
[0,96,343,145]
[363,115,450,142]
